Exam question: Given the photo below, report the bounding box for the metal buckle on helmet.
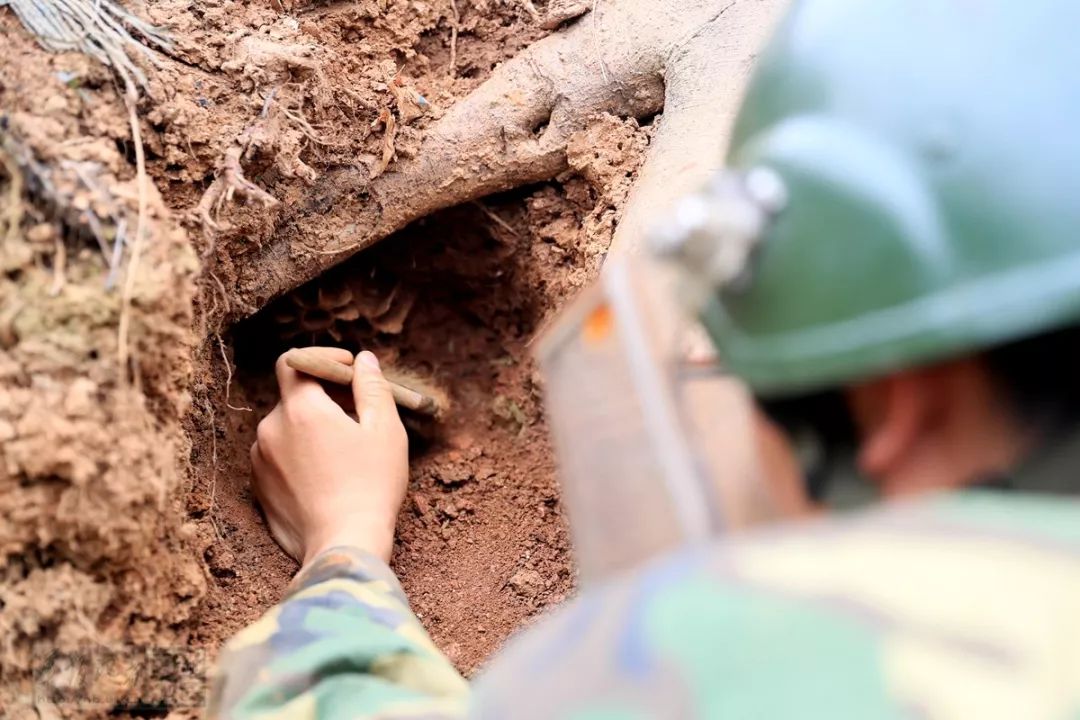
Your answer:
[649,166,787,311]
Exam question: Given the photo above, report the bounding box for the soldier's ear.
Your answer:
[847,370,931,484]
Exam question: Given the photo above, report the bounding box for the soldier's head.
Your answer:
[658,0,1080,510]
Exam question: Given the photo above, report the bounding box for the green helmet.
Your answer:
[657,0,1080,398]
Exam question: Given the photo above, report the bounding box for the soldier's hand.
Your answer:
[251,348,409,566]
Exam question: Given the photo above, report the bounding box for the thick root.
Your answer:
[610,0,784,257]
[230,0,785,316]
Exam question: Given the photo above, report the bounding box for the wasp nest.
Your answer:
[270,267,416,344]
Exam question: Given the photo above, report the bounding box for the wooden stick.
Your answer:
[285,348,441,417]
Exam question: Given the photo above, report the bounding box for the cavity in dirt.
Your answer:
[201,188,599,671]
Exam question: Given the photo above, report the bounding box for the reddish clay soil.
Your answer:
[0,0,649,713]
[194,107,648,669]
[193,191,591,671]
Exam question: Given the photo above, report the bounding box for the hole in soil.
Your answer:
[233,195,545,452]
[531,116,551,139]
[234,192,545,391]
[208,184,583,671]
[109,701,170,718]
[114,138,136,165]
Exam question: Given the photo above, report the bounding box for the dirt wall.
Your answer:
[0,1,649,714]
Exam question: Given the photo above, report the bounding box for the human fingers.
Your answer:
[274,347,352,403]
[351,351,399,427]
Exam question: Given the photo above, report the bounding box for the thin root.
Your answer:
[207,268,230,318]
[280,105,346,148]
[63,159,120,260]
[448,0,460,77]
[216,332,252,413]
[473,201,520,238]
[370,108,398,179]
[202,393,224,542]
[49,236,67,296]
[196,129,280,232]
[117,83,148,379]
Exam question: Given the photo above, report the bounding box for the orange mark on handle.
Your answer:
[583,302,614,344]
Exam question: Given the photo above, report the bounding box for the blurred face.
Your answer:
[740,358,1034,521]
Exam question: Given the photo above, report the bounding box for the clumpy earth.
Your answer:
[0,0,649,714]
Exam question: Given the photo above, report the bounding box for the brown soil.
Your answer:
[0,0,650,714]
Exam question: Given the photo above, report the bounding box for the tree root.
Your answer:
[116,85,150,377]
[229,0,784,316]
[541,0,592,30]
[195,126,280,233]
[448,0,460,76]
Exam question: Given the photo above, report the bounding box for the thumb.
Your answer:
[352,351,398,426]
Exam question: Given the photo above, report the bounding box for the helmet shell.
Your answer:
[706,0,1080,397]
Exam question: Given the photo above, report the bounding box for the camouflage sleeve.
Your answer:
[206,546,469,720]
[472,492,1080,719]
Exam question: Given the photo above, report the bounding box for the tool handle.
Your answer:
[284,348,439,417]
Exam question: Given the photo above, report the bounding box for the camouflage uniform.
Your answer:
[209,489,1080,719]
[207,548,468,719]
[477,490,1080,719]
